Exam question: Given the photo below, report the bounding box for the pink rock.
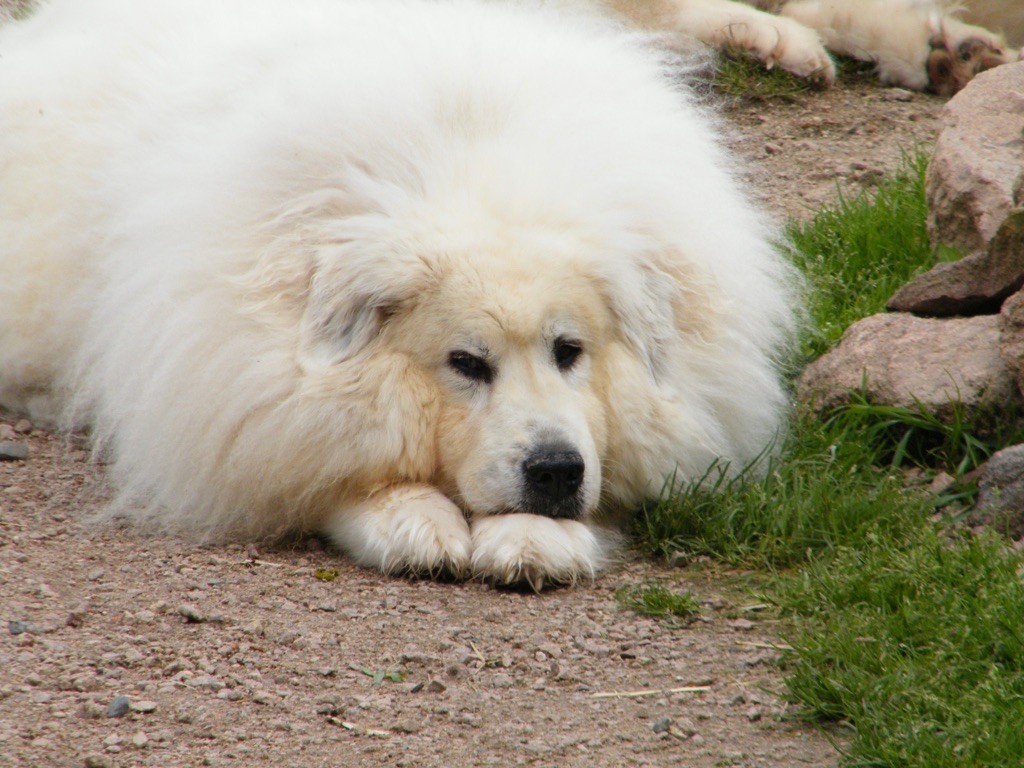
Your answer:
[798,313,1017,419]
[887,207,1024,316]
[1000,288,1024,395]
[926,62,1024,258]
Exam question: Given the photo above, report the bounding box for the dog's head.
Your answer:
[283,198,734,523]
[298,226,624,521]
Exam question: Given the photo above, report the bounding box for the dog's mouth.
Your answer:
[487,497,585,521]
[456,494,591,523]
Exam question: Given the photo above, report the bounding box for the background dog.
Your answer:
[0,0,798,588]
[599,0,1019,93]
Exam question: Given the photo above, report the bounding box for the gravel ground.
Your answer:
[0,68,951,768]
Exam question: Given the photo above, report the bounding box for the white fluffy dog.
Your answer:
[0,0,797,589]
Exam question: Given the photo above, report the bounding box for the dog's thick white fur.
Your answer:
[0,0,799,588]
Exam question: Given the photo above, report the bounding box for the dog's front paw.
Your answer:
[470,514,611,591]
[325,485,472,577]
[735,16,835,85]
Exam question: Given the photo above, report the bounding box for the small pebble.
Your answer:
[391,720,422,734]
[882,88,914,102]
[79,701,106,719]
[651,717,672,733]
[84,756,113,768]
[13,419,32,434]
[668,550,690,568]
[67,605,89,628]
[216,688,244,701]
[106,695,131,718]
[426,680,446,693]
[8,620,32,635]
[728,618,756,631]
[489,673,514,689]
[0,442,28,461]
[131,732,149,749]
[130,700,157,713]
[178,605,222,623]
[746,706,763,722]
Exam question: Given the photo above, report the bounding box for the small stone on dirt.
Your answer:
[652,718,672,733]
[178,604,223,623]
[0,442,28,461]
[882,88,914,102]
[728,618,756,631]
[106,695,131,718]
[130,700,157,713]
[8,620,32,635]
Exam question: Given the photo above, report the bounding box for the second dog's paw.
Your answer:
[326,485,472,577]
[736,16,835,85]
[774,22,835,84]
[470,514,611,591]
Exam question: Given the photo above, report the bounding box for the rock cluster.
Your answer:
[798,61,1024,523]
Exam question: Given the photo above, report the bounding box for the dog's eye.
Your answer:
[553,338,583,371]
[448,351,493,383]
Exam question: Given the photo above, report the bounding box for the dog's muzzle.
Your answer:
[520,446,585,519]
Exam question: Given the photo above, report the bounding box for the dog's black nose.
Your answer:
[522,450,584,504]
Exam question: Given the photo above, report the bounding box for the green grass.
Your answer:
[784,151,954,361]
[616,581,701,627]
[714,53,813,102]
[712,54,878,104]
[634,409,928,567]
[635,150,1024,766]
[776,527,1024,767]
[825,394,1024,483]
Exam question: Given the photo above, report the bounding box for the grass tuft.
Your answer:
[615,581,701,626]
[824,393,1024,479]
[784,151,952,361]
[713,52,813,102]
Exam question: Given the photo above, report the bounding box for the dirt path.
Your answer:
[0,78,947,768]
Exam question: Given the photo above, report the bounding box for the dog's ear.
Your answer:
[262,188,430,371]
[299,242,427,370]
[296,234,428,370]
